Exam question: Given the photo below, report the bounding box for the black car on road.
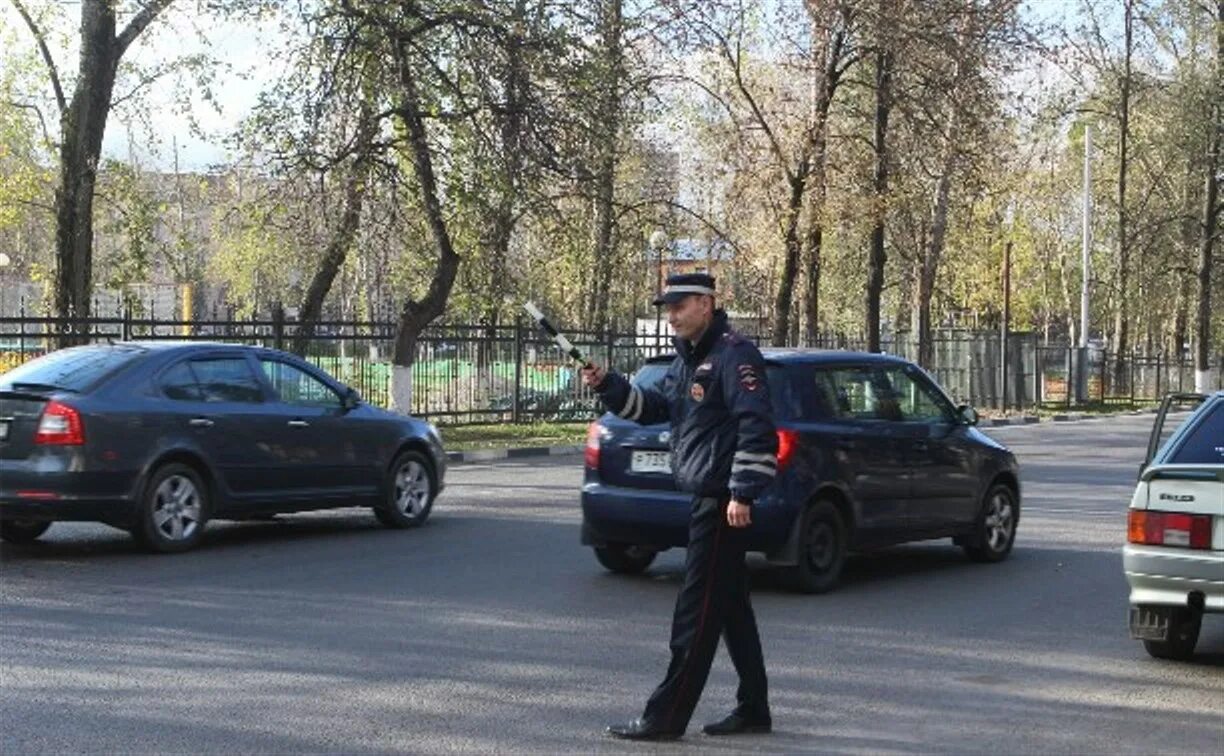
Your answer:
[581,350,1020,592]
[0,342,446,552]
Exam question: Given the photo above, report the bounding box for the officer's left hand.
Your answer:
[727,500,752,528]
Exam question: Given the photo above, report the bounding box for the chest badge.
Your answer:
[690,382,705,402]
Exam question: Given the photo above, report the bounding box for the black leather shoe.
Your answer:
[605,718,683,741]
[702,712,772,736]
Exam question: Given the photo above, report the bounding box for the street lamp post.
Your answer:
[649,230,668,354]
[1001,204,1014,411]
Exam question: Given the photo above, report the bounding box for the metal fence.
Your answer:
[1,307,1219,423]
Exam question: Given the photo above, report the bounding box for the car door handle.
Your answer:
[834,437,855,450]
[912,440,929,452]
[287,420,310,428]
[188,418,214,428]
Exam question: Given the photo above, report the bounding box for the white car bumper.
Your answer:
[1124,543,1224,611]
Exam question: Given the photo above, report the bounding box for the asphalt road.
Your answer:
[2,414,1221,754]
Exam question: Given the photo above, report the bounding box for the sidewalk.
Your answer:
[445,407,1160,464]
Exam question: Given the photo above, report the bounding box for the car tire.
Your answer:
[132,463,209,553]
[593,544,657,574]
[0,519,52,544]
[963,483,1018,563]
[1142,607,1201,661]
[375,451,435,528]
[784,500,847,594]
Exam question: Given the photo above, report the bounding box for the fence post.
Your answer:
[1033,347,1042,409]
[512,317,523,425]
[1155,352,1162,398]
[1129,349,1135,405]
[18,296,26,356]
[272,303,284,351]
[606,326,615,371]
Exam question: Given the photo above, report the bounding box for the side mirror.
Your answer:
[342,386,361,411]
[957,404,979,426]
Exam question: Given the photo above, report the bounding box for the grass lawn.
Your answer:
[439,421,592,451]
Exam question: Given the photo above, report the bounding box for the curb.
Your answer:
[447,444,583,464]
[985,407,1159,427]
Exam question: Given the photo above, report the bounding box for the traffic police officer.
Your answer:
[581,273,777,741]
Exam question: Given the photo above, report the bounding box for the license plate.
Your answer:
[1129,606,1169,641]
[630,450,672,474]
[0,420,8,442]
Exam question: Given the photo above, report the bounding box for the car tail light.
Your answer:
[1128,510,1212,549]
[776,429,798,471]
[34,401,85,446]
[585,422,602,469]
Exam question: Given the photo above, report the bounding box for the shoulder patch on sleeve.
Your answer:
[737,363,762,392]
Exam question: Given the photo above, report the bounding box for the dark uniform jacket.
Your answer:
[595,310,778,504]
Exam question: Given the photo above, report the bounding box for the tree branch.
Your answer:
[116,0,176,57]
[5,99,54,147]
[9,0,66,115]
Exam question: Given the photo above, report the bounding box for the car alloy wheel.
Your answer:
[394,460,432,518]
[152,474,203,542]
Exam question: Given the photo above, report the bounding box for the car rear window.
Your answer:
[1167,402,1224,464]
[0,345,144,392]
[630,361,796,420]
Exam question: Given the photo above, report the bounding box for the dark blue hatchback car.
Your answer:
[0,342,446,552]
[581,350,1020,592]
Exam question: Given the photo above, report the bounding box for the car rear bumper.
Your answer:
[0,460,139,524]
[1123,544,1224,612]
[580,483,792,551]
[581,483,691,549]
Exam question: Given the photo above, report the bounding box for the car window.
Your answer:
[1166,402,1224,464]
[160,362,203,401]
[190,358,264,403]
[1151,396,1208,462]
[882,366,954,423]
[820,367,904,421]
[0,345,143,392]
[765,366,798,421]
[260,359,341,409]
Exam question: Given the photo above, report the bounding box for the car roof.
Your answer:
[109,341,284,355]
[643,348,910,366]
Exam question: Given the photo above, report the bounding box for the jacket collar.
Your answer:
[676,309,729,366]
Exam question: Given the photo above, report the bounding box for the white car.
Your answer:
[1125,392,1224,660]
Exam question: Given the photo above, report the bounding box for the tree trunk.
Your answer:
[292,107,375,356]
[591,0,622,332]
[772,178,806,346]
[800,2,849,345]
[1195,0,1222,391]
[866,43,893,353]
[1111,0,1135,381]
[55,4,122,338]
[482,0,529,329]
[389,40,462,412]
[916,171,952,367]
[24,0,175,342]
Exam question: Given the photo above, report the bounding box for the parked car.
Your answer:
[1125,391,1223,660]
[581,350,1021,592]
[0,342,446,552]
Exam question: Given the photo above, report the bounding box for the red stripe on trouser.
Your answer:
[665,514,723,731]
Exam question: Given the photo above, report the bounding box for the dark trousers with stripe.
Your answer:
[641,495,769,732]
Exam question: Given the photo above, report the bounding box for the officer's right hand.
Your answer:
[581,363,606,388]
